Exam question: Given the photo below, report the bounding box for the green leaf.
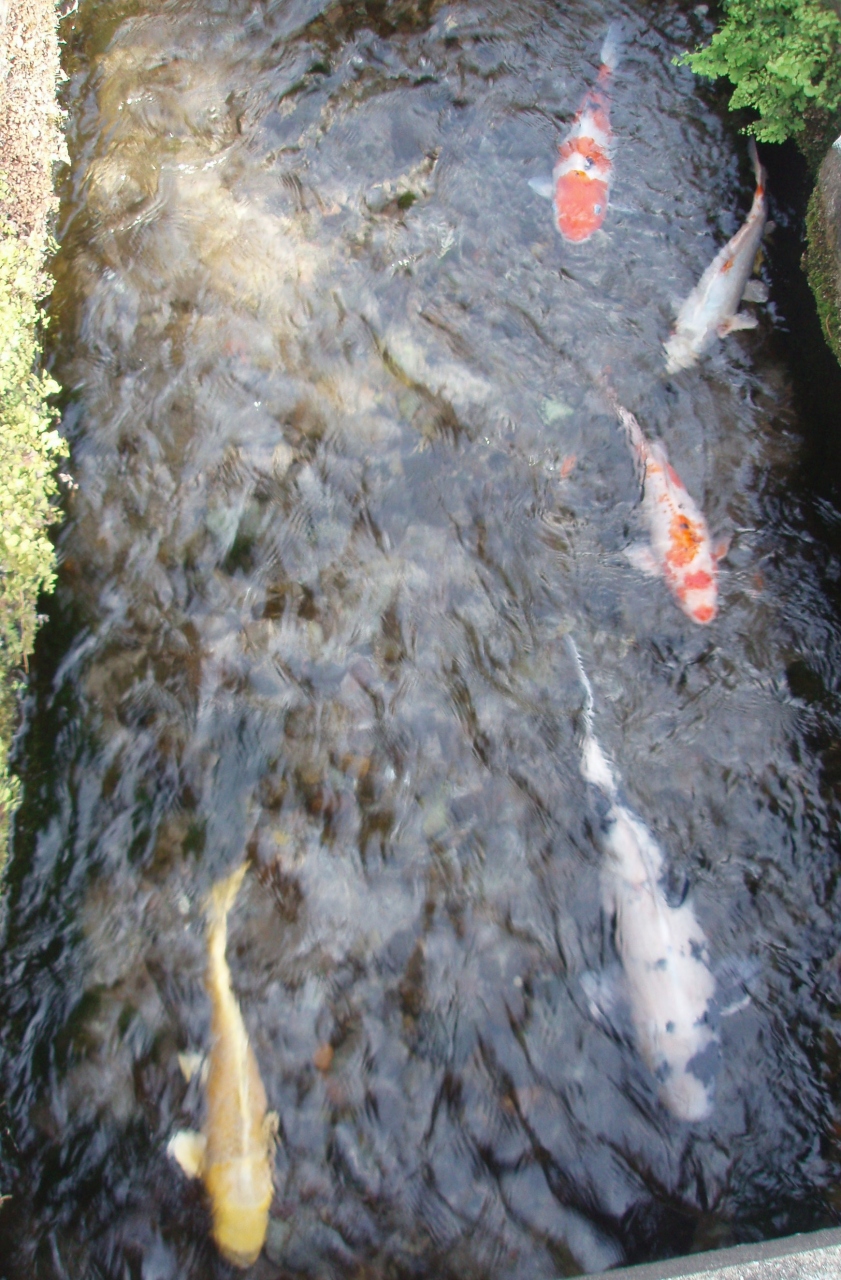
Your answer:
[676,0,841,143]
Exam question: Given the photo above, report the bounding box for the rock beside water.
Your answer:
[805,139,841,369]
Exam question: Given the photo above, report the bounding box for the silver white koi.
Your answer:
[567,635,717,1121]
[664,138,768,373]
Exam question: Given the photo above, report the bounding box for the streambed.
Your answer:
[2,0,841,1276]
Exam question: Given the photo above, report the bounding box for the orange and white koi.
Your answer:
[665,139,768,372]
[532,25,622,242]
[611,396,722,625]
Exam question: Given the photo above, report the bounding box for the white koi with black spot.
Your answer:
[567,636,718,1122]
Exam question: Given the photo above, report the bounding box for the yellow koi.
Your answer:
[168,864,277,1268]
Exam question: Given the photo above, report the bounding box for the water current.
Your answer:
[3,0,841,1275]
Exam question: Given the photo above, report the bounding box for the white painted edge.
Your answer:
[586,1226,841,1280]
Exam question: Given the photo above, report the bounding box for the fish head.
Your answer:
[554,172,608,242]
[206,1155,272,1267]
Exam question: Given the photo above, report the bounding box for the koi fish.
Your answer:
[610,393,723,625]
[530,24,622,242]
[168,864,277,1269]
[567,635,718,1122]
[664,138,768,372]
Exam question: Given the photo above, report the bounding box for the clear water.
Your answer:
[2,1,841,1276]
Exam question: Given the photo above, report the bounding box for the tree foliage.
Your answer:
[679,0,841,144]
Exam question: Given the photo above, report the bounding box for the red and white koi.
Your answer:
[531,25,622,243]
[567,635,717,1122]
[664,139,768,372]
[611,395,722,625]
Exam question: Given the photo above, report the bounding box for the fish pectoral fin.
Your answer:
[167,1129,207,1179]
[176,1050,205,1083]
[264,1110,280,1153]
[713,533,732,562]
[714,954,761,1019]
[741,279,769,304]
[624,542,661,577]
[528,176,555,201]
[717,312,758,336]
[580,967,632,1040]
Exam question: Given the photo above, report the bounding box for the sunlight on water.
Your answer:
[2,0,841,1276]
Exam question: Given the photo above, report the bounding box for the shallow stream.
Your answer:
[3,1,841,1276]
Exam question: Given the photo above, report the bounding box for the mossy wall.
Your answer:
[0,227,65,857]
[0,0,68,867]
[805,163,841,367]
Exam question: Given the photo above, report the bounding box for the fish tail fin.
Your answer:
[596,368,620,414]
[565,634,596,735]
[206,863,248,953]
[565,635,619,797]
[615,404,646,475]
[599,21,624,75]
[747,135,766,197]
[596,372,646,476]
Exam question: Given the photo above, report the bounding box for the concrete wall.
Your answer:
[589,1227,841,1280]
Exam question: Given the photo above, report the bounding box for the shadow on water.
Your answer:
[3,0,841,1276]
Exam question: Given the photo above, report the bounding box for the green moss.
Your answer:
[805,180,841,364]
[0,209,66,861]
[677,0,841,146]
